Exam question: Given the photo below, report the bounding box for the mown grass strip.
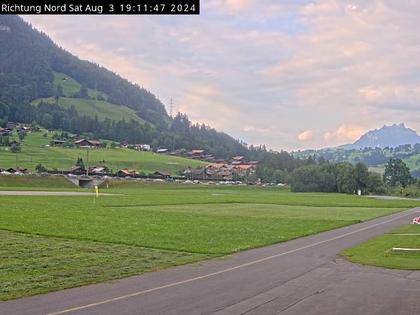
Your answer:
[0,230,208,301]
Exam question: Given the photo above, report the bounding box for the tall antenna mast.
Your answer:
[170,98,174,118]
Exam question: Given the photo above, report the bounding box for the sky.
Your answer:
[24,0,420,151]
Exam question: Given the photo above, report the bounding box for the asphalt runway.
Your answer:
[1,207,419,315]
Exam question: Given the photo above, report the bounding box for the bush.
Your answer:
[10,142,21,153]
[391,184,420,198]
[35,164,48,173]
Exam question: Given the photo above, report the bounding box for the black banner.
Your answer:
[0,0,200,14]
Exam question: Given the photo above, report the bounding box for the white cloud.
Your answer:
[298,130,315,141]
[243,125,269,134]
[324,125,365,143]
[225,0,254,11]
[23,0,420,150]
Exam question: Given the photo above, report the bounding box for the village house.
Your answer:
[52,139,66,147]
[74,139,105,148]
[205,163,226,174]
[203,154,215,161]
[89,166,109,175]
[188,149,206,159]
[184,167,206,180]
[231,156,245,165]
[139,144,151,151]
[122,143,151,151]
[0,128,12,137]
[152,171,171,179]
[5,167,29,174]
[69,166,85,175]
[116,169,139,177]
[17,125,31,133]
[233,164,257,177]
[170,149,186,156]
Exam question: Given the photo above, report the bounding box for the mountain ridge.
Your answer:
[343,123,420,149]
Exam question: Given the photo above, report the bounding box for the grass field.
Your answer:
[33,97,145,124]
[0,132,205,174]
[342,225,420,270]
[53,72,107,100]
[0,230,206,300]
[31,72,146,124]
[1,179,420,300]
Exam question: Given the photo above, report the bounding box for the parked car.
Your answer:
[412,217,420,225]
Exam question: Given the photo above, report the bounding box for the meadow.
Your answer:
[1,178,420,300]
[31,71,146,123]
[33,97,145,123]
[0,131,205,174]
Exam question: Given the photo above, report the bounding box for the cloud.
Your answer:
[225,0,255,11]
[23,0,420,150]
[243,125,270,134]
[359,84,420,109]
[298,130,315,141]
[324,125,365,143]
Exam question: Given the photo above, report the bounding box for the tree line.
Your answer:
[289,162,383,194]
[288,158,419,196]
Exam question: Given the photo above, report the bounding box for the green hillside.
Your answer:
[53,72,107,100]
[31,72,145,123]
[404,154,420,171]
[33,97,144,123]
[0,132,205,174]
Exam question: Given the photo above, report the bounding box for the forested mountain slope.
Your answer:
[0,16,248,158]
[0,15,166,126]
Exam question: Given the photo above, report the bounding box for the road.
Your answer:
[0,191,115,196]
[1,207,420,315]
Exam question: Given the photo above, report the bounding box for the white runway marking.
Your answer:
[392,247,420,251]
[390,234,420,236]
[48,209,418,315]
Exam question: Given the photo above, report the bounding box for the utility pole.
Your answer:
[169,98,175,152]
[86,149,89,176]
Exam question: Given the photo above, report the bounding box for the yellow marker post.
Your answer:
[93,185,99,206]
